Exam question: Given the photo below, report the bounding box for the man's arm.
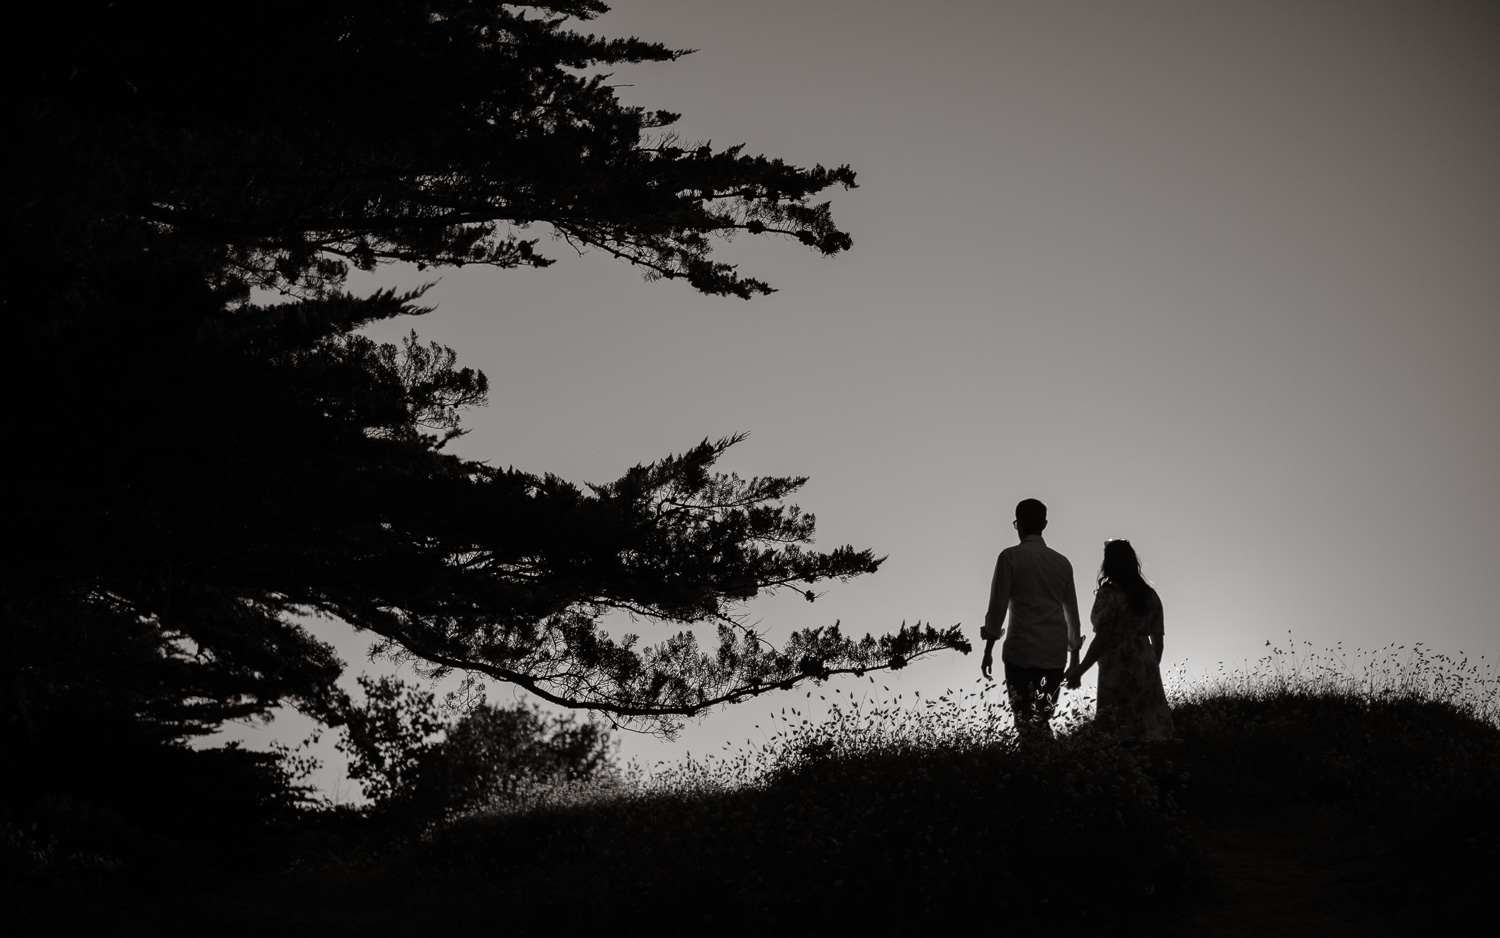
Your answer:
[980,552,1012,679]
[1063,565,1083,671]
[982,552,1012,641]
[981,637,998,681]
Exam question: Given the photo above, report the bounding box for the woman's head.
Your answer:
[1100,539,1142,583]
[1098,539,1150,612]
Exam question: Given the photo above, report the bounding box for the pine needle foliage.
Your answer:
[12,1,858,301]
[2,0,950,773]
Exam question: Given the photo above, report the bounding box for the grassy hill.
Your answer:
[7,644,1497,935]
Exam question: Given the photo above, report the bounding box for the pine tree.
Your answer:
[3,1,968,758]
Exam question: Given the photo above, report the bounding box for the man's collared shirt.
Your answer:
[982,535,1082,669]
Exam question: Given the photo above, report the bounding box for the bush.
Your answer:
[336,675,617,822]
[0,736,320,879]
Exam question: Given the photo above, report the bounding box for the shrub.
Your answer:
[335,675,617,822]
[0,736,320,879]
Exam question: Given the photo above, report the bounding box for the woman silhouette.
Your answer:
[1065,540,1175,739]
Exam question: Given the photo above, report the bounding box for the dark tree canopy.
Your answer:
[14,0,855,300]
[2,0,966,755]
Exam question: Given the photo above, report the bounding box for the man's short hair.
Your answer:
[1015,498,1048,534]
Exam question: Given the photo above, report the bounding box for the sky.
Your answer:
[216,0,1500,799]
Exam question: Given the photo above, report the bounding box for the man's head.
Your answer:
[1014,498,1048,537]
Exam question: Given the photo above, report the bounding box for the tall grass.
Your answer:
[468,637,1496,816]
[427,680,1162,931]
[9,642,1496,936]
[1157,638,1500,863]
[414,641,1497,932]
[1166,634,1498,724]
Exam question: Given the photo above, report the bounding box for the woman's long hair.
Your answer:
[1098,539,1151,614]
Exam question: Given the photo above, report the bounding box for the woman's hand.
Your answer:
[1064,664,1083,689]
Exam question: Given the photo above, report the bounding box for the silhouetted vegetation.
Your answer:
[6,645,1493,935]
[5,4,1494,934]
[4,1,965,869]
[1167,641,1500,858]
[337,676,618,824]
[427,725,1187,932]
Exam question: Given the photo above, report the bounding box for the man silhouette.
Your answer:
[980,498,1082,739]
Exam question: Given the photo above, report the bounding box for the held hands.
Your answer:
[1064,664,1083,689]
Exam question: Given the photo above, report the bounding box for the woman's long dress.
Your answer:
[1090,584,1175,739]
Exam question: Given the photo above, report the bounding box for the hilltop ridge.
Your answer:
[7,649,1498,935]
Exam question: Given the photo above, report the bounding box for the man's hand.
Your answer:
[981,647,994,680]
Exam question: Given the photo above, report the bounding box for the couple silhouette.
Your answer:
[979,499,1175,741]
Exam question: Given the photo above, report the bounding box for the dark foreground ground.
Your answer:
[7,690,1497,936]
